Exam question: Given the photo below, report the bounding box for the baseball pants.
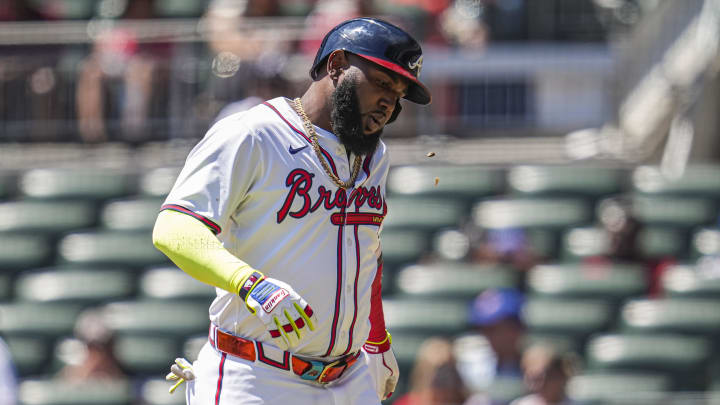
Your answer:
[185,341,381,405]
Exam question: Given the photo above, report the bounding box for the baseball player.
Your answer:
[153,17,431,404]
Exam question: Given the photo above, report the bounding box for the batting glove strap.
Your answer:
[363,330,392,354]
[238,271,265,303]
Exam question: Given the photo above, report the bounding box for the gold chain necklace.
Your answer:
[292,98,362,190]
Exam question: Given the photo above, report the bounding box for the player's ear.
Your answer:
[326,50,350,81]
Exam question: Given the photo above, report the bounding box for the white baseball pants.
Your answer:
[184,342,381,405]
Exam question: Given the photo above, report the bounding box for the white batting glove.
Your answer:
[363,331,399,400]
[239,271,318,351]
[165,357,195,394]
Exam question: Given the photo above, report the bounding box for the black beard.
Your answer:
[330,74,382,156]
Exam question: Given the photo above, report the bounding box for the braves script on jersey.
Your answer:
[163,97,389,359]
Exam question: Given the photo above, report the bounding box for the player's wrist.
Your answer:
[363,330,392,353]
[231,266,265,300]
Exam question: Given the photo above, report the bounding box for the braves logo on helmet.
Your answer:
[408,55,423,77]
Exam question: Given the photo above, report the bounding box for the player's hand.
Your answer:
[363,332,399,400]
[241,274,318,351]
[165,357,195,394]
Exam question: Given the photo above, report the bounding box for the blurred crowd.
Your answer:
[0,0,616,143]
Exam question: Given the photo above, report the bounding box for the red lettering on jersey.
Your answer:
[276,169,314,223]
[277,169,384,224]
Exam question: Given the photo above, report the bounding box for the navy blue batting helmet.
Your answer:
[310,17,431,105]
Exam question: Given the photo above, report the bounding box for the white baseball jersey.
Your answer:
[163,97,389,359]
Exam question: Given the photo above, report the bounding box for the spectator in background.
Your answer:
[593,196,675,296]
[510,344,577,405]
[57,310,126,382]
[76,0,171,143]
[0,337,18,405]
[394,337,469,405]
[299,0,379,57]
[471,228,543,274]
[457,289,526,400]
[199,0,293,121]
[0,0,45,20]
[438,0,488,49]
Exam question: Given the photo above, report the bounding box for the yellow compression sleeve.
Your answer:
[152,210,257,295]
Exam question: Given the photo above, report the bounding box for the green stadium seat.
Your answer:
[394,263,518,298]
[0,200,96,234]
[522,228,558,258]
[620,298,720,335]
[100,300,209,337]
[18,379,131,405]
[585,333,710,390]
[562,225,688,261]
[0,274,10,301]
[14,268,134,304]
[383,298,469,334]
[508,166,625,196]
[0,234,53,271]
[632,165,720,197]
[473,198,592,229]
[636,226,686,259]
[101,198,163,231]
[527,263,647,300]
[113,335,179,374]
[586,333,710,370]
[139,167,180,198]
[0,303,82,337]
[154,0,207,18]
[431,229,471,261]
[140,266,215,300]
[19,169,135,200]
[690,228,720,258]
[387,165,504,198]
[523,298,613,338]
[567,373,671,404]
[183,335,207,360]
[58,231,168,267]
[0,173,16,200]
[4,335,51,376]
[384,196,467,230]
[629,196,716,227]
[381,229,430,267]
[436,228,557,261]
[661,264,720,297]
[524,333,581,354]
[562,227,611,259]
[140,378,187,405]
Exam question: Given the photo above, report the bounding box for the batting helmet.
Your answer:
[310,17,432,106]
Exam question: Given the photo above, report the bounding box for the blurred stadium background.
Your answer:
[1,0,720,404]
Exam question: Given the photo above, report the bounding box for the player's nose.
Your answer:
[378,96,396,118]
